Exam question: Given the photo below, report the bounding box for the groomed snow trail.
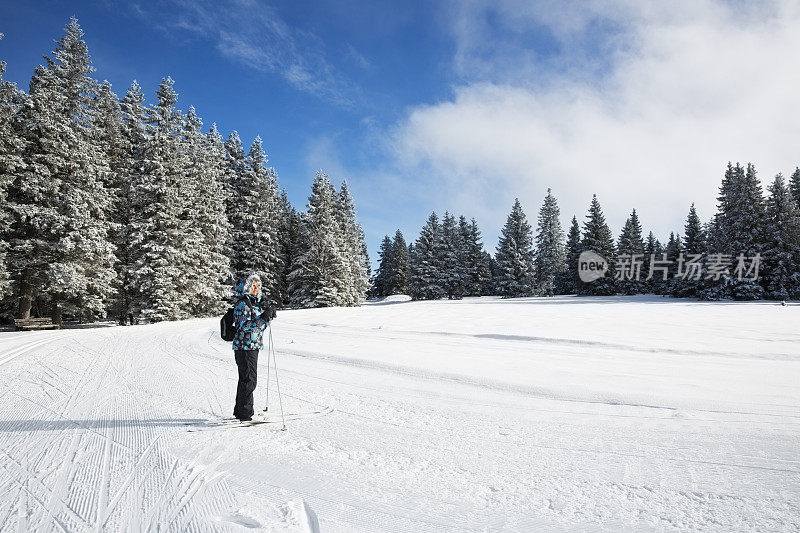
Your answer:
[0,295,798,532]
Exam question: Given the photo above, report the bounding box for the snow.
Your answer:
[368,294,412,303]
[0,295,798,532]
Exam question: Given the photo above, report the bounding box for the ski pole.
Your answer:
[269,326,287,431]
[263,323,271,412]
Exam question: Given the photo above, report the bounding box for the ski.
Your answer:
[187,407,332,432]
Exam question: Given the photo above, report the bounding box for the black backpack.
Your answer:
[220,298,251,342]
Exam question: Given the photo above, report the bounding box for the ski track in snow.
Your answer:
[0,295,798,532]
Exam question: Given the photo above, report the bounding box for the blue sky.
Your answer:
[2,1,800,262]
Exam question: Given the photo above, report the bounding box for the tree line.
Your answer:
[373,167,800,301]
[0,19,370,324]
[3,19,799,326]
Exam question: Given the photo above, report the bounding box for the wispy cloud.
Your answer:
[345,43,371,70]
[392,0,800,245]
[444,0,632,86]
[130,0,360,106]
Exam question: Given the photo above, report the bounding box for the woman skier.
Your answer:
[232,273,276,421]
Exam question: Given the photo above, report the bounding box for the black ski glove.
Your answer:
[260,305,276,321]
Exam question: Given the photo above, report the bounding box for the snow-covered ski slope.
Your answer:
[0,295,798,532]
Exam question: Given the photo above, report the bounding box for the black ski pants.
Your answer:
[233,349,259,419]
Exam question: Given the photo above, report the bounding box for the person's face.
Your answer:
[249,281,260,296]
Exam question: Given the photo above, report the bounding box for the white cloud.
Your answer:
[394,0,800,244]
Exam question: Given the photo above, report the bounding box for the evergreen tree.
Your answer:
[8,18,115,323]
[789,167,800,210]
[557,216,581,294]
[373,235,393,298]
[276,189,301,306]
[95,81,128,321]
[130,77,190,321]
[494,199,535,297]
[461,218,490,296]
[703,162,765,300]
[375,229,409,297]
[534,189,565,296]
[182,109,231,315]
[487,253,500,295]
[456,216,472,296]
[388,230,409,295]
[231,136,282,300]
[662,232,684,295]
[578,195,616,295]
[672,204,706,298]
[0,32,25,303]
[206,123,236,280]
[336,181,370,305]
[357,222,371,299]
[761,174,800,299]
[112,81,148,323]
[289,170,348,307]
[409,212,445,300]
[225,130,248,274]
[440,212,465,299]
[615,209,645,295]
[683,204,706,256]
[480,250,495,295]
[642,231,659,293]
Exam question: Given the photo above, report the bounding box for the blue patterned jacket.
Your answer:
[232,285,269,351]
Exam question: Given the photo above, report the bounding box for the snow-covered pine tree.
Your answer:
[761,174,800,299]
[789,167,800,210]
[289,170,348,308]
[130,77,191,321]
[672,204,706,298]
[460,218,490,297]
[225,131,248,275]
[703,162,765,300]
[475,221,492,296]
[494,199,535,298]
[534,189,566,296]
[409,212,445,300]
[702,216,722,294]
[389,229,409,295]
[358,223,371,295]
[373,235,393,298]
[336,181,370,305]
[439,211,465,299]
[702,164,737,300]
[266,167,288,299]
[731,163,766,299]
[457,216,472,296]
[662,232,684,296]
[683,204,706,257]
[176,106,207,313]
[276,188,301,306]
[557,216,581,294]
[578,195,616,296]
[480,250,495,295]
[94,82,123,189]
[615,209,645,295]
[8,18,116,323]
[113,81,149,323]
[206,123,236,281]
[182,109,231,315]
[94,81,130,322]
[487,253,500,295]
[232,136,282,301]
[642,231,657,293]
[0,32,25,303]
